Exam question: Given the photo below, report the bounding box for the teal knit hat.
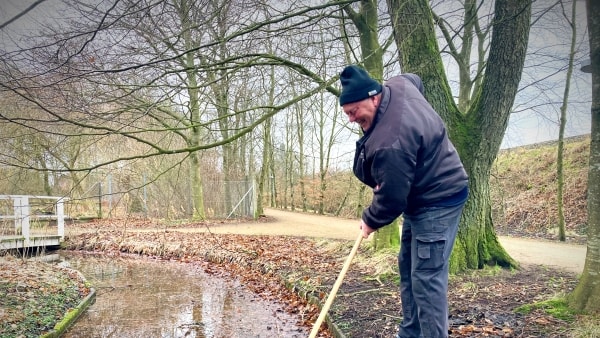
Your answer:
[339,65,382,106]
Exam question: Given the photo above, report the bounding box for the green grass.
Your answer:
[515,297,578,322]
[0,277,82,338]
[570,315,600,338]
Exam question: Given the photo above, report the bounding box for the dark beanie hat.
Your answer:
[339,65,382,106]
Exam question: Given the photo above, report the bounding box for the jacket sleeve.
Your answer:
[362,146,416,229]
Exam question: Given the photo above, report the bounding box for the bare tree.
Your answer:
[1,0,341,218]
[555,0,580,241]
[569,0,600,314]
[388,0,531,271]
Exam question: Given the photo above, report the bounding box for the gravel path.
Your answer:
[68,208,585,274]
[171,208,586,274]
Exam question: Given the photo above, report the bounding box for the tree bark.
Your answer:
[345,0,399,249]
[178,0,206,219]
[388,0,531,271]
[557,0,579,242]
[569,0,600,314]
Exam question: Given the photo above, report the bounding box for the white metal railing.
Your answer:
[0,195,69,245]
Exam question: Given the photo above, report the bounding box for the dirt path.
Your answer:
[64,208,584,338]
[173,208,586,274]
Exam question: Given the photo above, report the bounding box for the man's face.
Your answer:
[342,95,380,131]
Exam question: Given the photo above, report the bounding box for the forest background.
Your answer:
[0,0,591,219]
[1,0,598,312]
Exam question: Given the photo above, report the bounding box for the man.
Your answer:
[339,65,469,338]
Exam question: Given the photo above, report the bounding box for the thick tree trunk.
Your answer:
[295,101,307,213]
[257,117,272,216]
[180,7,206,220]
[346,0,399,248]
[569,0,600,314]
[372,219,401,250]
[388,0,531,271]
[186,76,205,219]
[452,167,516,271]
[190,152,205,219]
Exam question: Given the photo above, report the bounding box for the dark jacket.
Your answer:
[353,74,468,229]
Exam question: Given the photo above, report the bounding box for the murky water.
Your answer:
[58,252,307,338]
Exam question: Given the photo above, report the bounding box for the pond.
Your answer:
[57,252,308,338]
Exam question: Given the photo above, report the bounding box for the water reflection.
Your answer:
[60,252,307,338]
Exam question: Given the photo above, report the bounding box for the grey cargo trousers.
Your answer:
[397,202,465,338]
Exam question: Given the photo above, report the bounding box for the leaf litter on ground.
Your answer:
[0,255,92,338]
[1,217,583,337]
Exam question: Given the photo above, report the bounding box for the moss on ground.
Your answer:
[0,255,91,338]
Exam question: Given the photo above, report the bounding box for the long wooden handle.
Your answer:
[308,232,363,338]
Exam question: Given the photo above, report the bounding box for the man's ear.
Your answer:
[373,93,382,106]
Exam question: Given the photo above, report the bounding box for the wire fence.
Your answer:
[70,177,257,220]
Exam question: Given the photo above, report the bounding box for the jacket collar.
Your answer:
[362,85,390,137]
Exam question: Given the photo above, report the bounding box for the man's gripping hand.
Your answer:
[360,219,376,239]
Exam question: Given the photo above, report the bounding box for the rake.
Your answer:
[308,232,363,338]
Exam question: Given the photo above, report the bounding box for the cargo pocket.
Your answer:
[415,234,446,271]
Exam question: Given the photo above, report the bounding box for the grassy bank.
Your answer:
[0,255,92,338]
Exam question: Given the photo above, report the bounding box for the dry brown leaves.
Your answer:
[61,223,581,338]
[65,228,345,337]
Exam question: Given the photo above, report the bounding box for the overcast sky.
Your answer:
[1,0,593,152]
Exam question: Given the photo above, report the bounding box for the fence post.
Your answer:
[253,179,258,219]
[98,182,103,219]
[16,196,30,244]
[56,198,65,239]
[143,172,148,218]
[13,197,22,237]
[107,173,112,217]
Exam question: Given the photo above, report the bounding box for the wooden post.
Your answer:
[98,182,102,219]
[16,196,31,244]
[13,196,23,237]
[56,198,65,239]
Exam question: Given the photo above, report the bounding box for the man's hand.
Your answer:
[360,220,375,239]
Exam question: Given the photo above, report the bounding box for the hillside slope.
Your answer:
[491,135,589,243]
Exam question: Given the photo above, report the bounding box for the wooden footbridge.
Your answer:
[0,195,69,251]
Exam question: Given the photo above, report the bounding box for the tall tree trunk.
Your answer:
[569,0,600,314]
[257,65,277,216]
[372,219,400,250]
[38,156,52,196]
[295,100,307,212]
[318,170,326,214]
[214,70,233,216]
[344,0,398,248]
[456,0,478,112]
[557,0,578,242]
[283,113,294,210]
[210,1,236,215]
[257,117,271,215]
[183,41,205,219]
[317,93,326,215]
[388,0,531,271]
[288,147,295,211]
[189,152,205,219]
[270,146,278,208]
[174,0,206,220]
